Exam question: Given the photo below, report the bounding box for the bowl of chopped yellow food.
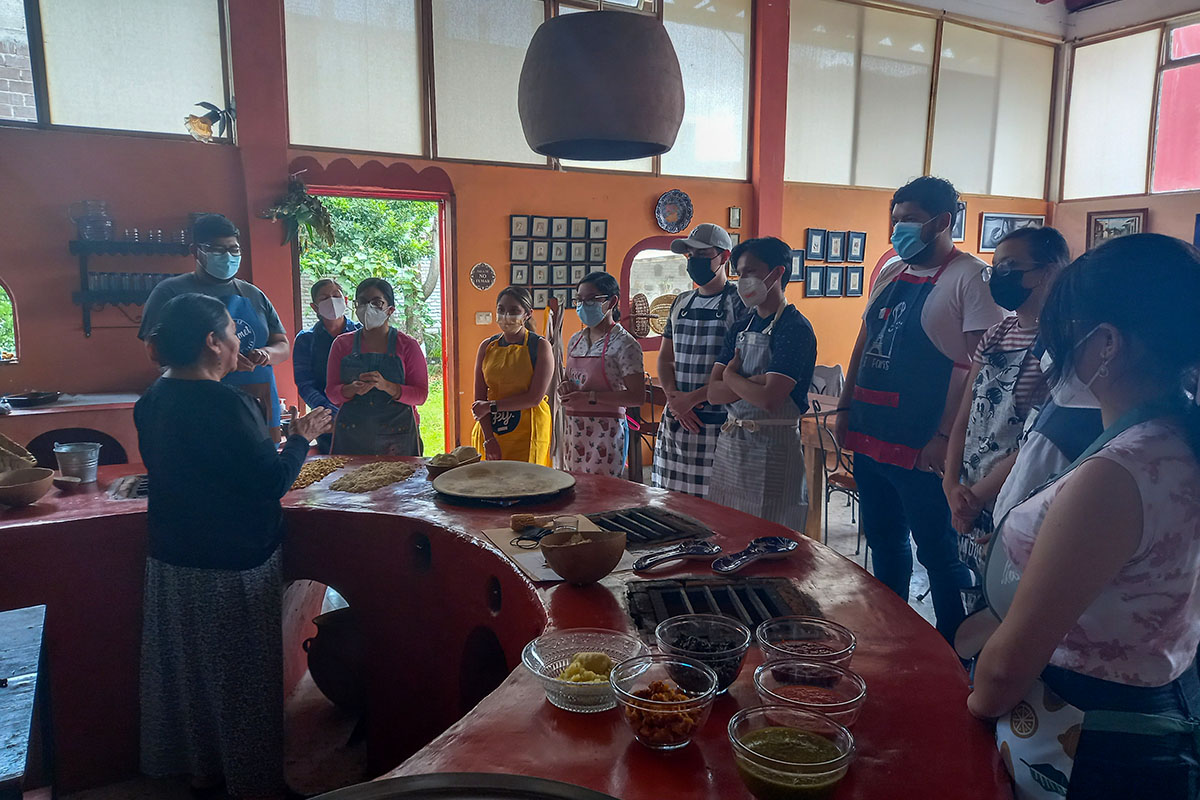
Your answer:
[522,628,648,713]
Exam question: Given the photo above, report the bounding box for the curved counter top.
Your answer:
[0,460,1010,798]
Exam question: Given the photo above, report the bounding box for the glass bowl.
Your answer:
[753,659,867,727]
[654,613,752,694]
[729,705,856,799]
[610,654,718,750]
[756,616,856,666]
[521,628,648,713]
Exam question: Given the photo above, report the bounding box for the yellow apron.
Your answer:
[471,330,552,466]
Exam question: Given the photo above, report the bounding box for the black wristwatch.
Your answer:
[490,401,498,414]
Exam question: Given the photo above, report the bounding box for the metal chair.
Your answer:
[812,410,864,556]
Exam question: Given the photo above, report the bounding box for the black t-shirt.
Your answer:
[134,378,309,570]
[717,305,817,413]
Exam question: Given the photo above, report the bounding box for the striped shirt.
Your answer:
[973,315,1046,417]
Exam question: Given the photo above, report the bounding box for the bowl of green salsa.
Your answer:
[728,706,855,800]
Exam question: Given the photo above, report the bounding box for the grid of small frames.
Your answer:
[509,215,608,310]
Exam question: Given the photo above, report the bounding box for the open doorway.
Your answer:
[298,194,448,452]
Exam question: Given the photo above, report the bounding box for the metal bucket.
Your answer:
[54,442,101,483]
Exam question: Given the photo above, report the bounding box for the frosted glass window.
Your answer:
[1063,30,1161,200]
[285,0,423,155]
[661,0,751,180]
[785,0,859,184]
[930,24,1054,198]
[39,0,224,134]
[854,9,935,189]
[432,0,545,164]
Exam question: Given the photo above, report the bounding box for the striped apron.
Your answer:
[706,305,808,530]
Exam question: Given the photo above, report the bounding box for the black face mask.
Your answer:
[988,270,1034,311]
[687,256,718,286]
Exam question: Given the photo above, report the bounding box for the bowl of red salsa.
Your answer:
[753,659,867,727]
[729,705,855,799]
[755,616,856,667]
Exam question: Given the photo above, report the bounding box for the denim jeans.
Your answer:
[854,452,972,642]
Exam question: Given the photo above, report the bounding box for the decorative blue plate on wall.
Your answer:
[655,189,693,234]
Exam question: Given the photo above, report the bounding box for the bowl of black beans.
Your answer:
[655,614,752,694]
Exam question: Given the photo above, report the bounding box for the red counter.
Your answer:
[0,461,1011,799]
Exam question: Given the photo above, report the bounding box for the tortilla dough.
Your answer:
[431,461,576,500]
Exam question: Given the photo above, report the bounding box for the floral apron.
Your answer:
[562,329,627,477]
[706,304,808,530]
[982,401,1200,798]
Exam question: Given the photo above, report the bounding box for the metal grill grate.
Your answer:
[585,506,711,545]
[626,578,822,639]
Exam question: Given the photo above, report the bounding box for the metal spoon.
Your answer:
[633,539,722,572]
[711,536,799,574]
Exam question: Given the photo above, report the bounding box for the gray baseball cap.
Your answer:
[670,223,733,254]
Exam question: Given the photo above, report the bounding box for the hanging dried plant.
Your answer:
[261,173,335,248]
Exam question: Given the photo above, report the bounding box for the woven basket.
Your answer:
[649,293,677,335]
[0,432,37,473]
[629,293,652,338]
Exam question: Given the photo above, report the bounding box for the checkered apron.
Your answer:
[652,287,741,497]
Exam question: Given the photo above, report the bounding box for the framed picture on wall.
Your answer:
[589,242,606,263]
[980,212,1044,253]
[730,232,740,247]
[789,249,805,282]
[552,288,569,309]
[570,241,587,262]
[589,219,607,239]
[571,263,587,284]
[532,241,549,263]
[551,241,569,261]
[531,216,550,238]
[551,217,569,238]
[826,231,846,263]
[846,266,864,297]
[1086,208,1148,250]
[589,264,606,274]
[806,228,826,261]
[847,231,866,263]
[533,288,549,309]
[511,264,529,285]
[510,239,529,262]
[552,264,569,285]
[510,215,530,238]
[805,265,824,297]
[533,264,549,285]
[729,206,742,229]
[952,202,966,243]
[825,266,843,297]
[570,217,588,238]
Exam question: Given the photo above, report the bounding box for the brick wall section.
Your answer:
[0,31,35,122]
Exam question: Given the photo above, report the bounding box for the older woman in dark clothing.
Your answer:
[135,293,329,799]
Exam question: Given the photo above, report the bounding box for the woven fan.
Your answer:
[629,293,652,338]
[649,293,677,335]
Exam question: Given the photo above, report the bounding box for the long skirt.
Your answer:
[140,547,285,797]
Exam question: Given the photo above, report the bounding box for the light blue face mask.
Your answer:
[203,252,241,281]
[576,300,608,328]
[890,221,931,263]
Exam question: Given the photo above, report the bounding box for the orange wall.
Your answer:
[781,183,1052,370]
[1054,191,1200,257]
[0,125,248,394]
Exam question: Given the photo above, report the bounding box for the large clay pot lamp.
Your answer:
[518,10,685,161]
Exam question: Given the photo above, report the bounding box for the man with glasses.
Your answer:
[141,214,291,439]
[652,223,744,497]
[834,177,1004,643]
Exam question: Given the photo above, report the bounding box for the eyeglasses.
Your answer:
[981,260,1045,282]
[197,243,242,256]
[356,299,388,310]
[577,294,613,307]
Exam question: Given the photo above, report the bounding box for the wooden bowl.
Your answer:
[540,529,627,585]
[0,467,54,507]
[426,454,481,480]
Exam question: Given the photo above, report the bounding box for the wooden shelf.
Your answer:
[71,289,151,307]
[68,240,189,257]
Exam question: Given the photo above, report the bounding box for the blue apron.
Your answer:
[330,328,422,456]
[846,251,957,469]
[221,290,281,428]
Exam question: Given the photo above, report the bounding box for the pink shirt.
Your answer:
[325,328,430,412]
[1003,419,1200,686]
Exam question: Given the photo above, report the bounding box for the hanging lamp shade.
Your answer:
[518,11,684,161]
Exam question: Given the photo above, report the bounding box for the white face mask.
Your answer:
[1041,326,1104,409]
[357,304,390,330]
[316,296,347,321]
[737,275,768,307]
[497,313,526,334]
